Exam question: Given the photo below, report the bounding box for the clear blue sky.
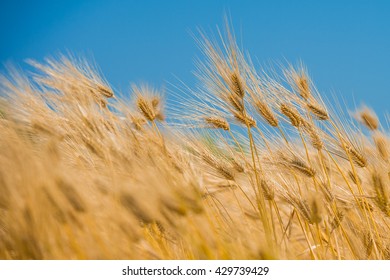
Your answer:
[1,0,389,116]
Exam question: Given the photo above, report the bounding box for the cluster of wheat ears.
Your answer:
[0,26,389,260]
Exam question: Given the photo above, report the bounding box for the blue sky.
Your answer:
[1,0,389,117]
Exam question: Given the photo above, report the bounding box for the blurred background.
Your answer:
[0,0,389,118]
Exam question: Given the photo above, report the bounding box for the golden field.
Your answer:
[0,28,389,260]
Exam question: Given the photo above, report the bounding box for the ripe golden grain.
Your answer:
[294,73,311,100]
[280,103,301,127]
[348,170,362,185]
[233,111,256,127]
[289,158,316,177]
[359,109,379,130]
[372,172,390,216]
[330,211,345,232]
[307,103,329,120]
[1,29,389,260]
[230,72,245,98]
[373,133,389,161]
[97,85,114,98]
[228,93,244,112]
[255,101,278,127]
[346,145,367,168]
[137,97,155,122]
[303,124,323,150]
[204,116,230,130]
[260,179,275,201]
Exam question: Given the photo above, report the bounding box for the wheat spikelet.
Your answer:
[131,115,147,130]
[151,97,160,109]
[201,152,235,180]
[319,182,334,202]
[330,211,344,232]
[137,97,155,122]
[155,112,165,122]
[359,108,379,131]
[255,101,278,127]
[132,85,164,124]
[96,85,114,98]
[307,103,329,120]
[356,198,374,212]
[363,232,374,258]
[284,193,313,224]
[348,170,362,185]
[289,158,316,177]
[309,195,323,224]
[374,135,390,161]
[83,136,104,157]
[230,158,244,172]
[297,200,313,224]
[303,123,323,150]
[346,145,367,168]
[260,179,275,200]
[293,72,311,100]
[373,133,389,161]
[230,72,245,98]
[233,111,256,127]
[309,131,323,150]
[227,93,244,112]
[204,116,230,130]
[372,172,390,216]
[280,103,301,127]
[216,164,235,181]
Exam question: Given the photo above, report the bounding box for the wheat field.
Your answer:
[0,27,389,260]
